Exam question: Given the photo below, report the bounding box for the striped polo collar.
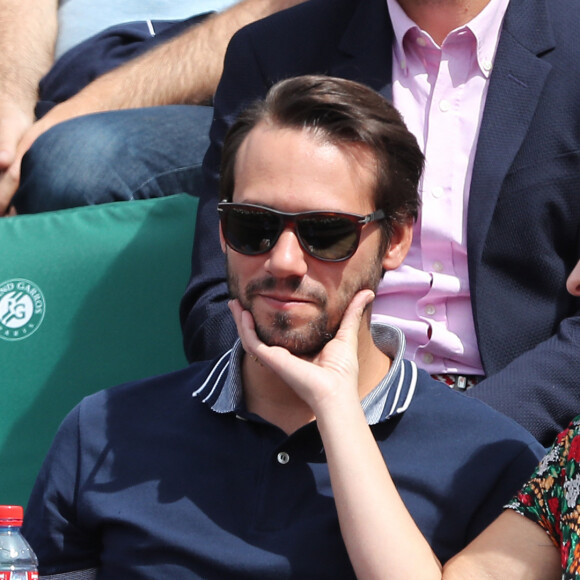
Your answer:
[192,322,418,425]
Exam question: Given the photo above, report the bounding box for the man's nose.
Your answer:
[265,228,308,278]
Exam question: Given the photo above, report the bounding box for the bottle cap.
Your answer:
[0,505,23,526]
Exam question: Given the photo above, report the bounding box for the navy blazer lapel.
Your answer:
[329,0,394,101]
[467,0,555,266]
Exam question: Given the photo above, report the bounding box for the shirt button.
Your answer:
[277,452,290,465]
[482,59,493,72]
[416,36,427,47]
[425,304,436,316]
[432,185,444,198]
[439,99,451,112]
[423,353,434,365]
[433,261,444,273]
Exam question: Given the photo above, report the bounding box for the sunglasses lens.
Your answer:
[298,216,358,260]
[220,204,364,261]
[223,206,281,254]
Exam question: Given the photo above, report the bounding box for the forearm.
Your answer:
[316,398,441,580]
[0,0,57,111]
[442,511,560,580]
[64,0,306,112]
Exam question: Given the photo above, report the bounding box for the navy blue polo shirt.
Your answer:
[23,323,543,579]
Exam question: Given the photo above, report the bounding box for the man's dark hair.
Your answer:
[219,75,424,243]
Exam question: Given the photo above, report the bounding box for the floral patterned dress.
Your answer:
[507,416,580,579]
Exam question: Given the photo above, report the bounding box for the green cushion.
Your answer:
[0,194,198,506]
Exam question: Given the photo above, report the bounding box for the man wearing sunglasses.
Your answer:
[181,0,580,450]
[22,75,542,578]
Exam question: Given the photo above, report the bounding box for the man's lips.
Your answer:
[256,293,317,310]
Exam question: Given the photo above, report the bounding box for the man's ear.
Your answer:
[219,222,227,254]
[382,220,413,271]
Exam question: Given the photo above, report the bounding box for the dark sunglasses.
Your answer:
[218,202,386,262]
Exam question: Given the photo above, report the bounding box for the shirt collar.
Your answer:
[192,322,418,426]
[386,0,509,78]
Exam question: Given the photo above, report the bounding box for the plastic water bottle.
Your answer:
[0,505,38,580]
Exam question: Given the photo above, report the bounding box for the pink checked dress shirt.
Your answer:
[372,0,509,375]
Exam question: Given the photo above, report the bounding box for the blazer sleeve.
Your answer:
[467,311,580,448]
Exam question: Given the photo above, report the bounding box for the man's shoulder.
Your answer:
[232,0,371,57]
[547,0,580,43]
[539,0,580,21]
[78,359,219,415]
[53,358,227,457]
[245,0,361,34]
[504,0,580,46]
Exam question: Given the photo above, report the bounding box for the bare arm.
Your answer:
[0,0,306,214]
[0,0,57,167]
[61,0,306,111]
[230,292,441,580]
[315,364,442,580]
[443,510,560,580]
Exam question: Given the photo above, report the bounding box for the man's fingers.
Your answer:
[0,109,61,214]
[228,298,297,373]
[228,299,244,328]
[228,299,262,353]
[334,290,375,341]
[0,148,14,171]
[0,126,19,171]
[0,161,21,216]
[0,105,35,170]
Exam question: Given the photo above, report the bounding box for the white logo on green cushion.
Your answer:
[0,279,46,341]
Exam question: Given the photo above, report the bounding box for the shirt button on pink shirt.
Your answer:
[372,0,509,376]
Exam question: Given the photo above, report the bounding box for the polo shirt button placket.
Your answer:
[277,451,290,465]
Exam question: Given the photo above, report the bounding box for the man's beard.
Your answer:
[226,254,383,358]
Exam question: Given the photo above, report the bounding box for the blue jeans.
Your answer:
[13,105,213,213]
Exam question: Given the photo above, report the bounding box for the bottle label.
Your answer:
[0,573,39,579]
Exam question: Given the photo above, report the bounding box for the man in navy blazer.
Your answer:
[180,0,580,447]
